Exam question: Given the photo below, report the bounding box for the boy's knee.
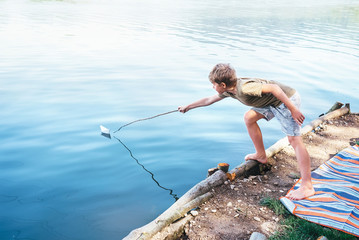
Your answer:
[244,110,262,126]
[288,136,302,146]
[244,110,255,125]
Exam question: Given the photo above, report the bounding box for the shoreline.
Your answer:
[124,105,358,240]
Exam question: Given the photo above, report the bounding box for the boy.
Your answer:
[178,63,315,200]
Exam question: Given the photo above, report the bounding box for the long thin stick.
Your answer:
[114,109,178,133]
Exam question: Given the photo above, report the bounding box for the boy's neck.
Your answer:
[225,84,237,94]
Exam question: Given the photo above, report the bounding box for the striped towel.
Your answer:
[281,145,359,237]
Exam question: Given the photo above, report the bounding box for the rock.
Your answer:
[254,216,261,221]
[249,232,267,240]
[249,176,257,180]
[317,236,328,240]
[190,210,199,217]
[227,202,233,207]
[288,172,300,179]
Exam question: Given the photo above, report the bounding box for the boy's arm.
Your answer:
[178,94,223,113]
[262,84,305,125]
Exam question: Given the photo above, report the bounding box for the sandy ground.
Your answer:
[180,113,359,240]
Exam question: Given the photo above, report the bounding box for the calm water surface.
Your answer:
[1,0,359,239]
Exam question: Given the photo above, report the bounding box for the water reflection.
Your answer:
[113,135,179,201]
[101,132,111,139]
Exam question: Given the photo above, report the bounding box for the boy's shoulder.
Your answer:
[239,77,271,83]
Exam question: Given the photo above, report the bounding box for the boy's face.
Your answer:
[212,82,226,94]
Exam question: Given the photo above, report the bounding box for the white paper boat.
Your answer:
[100,125,110,135]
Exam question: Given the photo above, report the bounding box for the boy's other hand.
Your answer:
[291,108,305,125]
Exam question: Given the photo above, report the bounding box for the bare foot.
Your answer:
[286,186,315,200]
[245,153,267,164]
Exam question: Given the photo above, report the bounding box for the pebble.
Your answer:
[190,210,199,216]
[230,185,235,189]
[211,209,217,213]
[273,217,279,222]
[317,236,328,240]
[254,216,261,221]
[204,207,209,211]
[227,202,233,207]
[249,176,257,180]
[249,232,267,240]
[288,172,300,179]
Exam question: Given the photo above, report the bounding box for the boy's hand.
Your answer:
[291,108,305,125]
[178,106,189,113]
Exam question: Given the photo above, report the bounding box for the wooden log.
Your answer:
[230,159,259,178]
[326,101,343,114]
[152,214,193,240]
[301,104,349,135]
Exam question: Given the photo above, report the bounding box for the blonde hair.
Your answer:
[208,63,237,88]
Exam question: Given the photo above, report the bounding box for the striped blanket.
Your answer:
[281,145,359,237]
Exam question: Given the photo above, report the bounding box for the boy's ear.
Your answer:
[221,82,227,88]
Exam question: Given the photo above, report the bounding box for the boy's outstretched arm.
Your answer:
[262,84,305,125]
[178,94,223,113]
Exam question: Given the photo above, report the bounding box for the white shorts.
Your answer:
[251,92,301,136]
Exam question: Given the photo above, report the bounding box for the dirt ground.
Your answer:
[181,113,359,240]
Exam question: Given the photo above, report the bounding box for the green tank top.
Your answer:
[219,78,296,108]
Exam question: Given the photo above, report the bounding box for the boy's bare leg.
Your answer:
[286,136,315,200]
[244,110,267,164]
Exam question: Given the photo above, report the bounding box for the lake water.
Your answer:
[1,0,359,239]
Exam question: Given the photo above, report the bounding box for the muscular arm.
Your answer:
[178,94,223,113]
[261,84,305,125]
